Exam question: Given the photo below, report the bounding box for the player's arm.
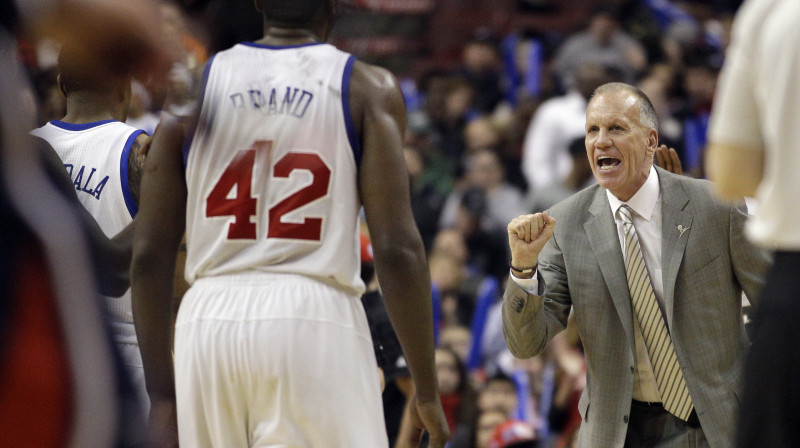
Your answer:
[35,135,132,297]
[706,142,763,199]
[351,61,449,448]
[130,114,186,445]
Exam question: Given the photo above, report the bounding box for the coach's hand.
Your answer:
[507,212,556,277]
[655,144,683,175]
[402,394,450,448]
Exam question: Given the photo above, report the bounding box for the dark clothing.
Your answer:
[625,401,704,447]
[738,251,800,448]
[361,290,409,382]
[361,289,410,446]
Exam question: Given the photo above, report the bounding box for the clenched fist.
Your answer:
[507,212,556,276]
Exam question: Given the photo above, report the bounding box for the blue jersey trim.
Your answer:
[50,119,115,131]
[120,130,145,218]
[341,55,362,168]
[183,54,216,169]
[241,41,326,50]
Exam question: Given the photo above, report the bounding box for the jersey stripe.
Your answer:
[50,119,115,131]
[341,55,362,168]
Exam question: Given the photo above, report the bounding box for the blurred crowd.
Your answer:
[15,0,744,447]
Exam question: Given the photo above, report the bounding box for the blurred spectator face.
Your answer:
[475,410,509,448]
[684,66,717,106]
[574,62,614,100]
[444,81,475,123]
[433,229,469,264]
[589,13,618,45]
[456,187,486,236]
[463,42,500,75]
[439,325,472,363]
[403,145,424,179]
[465,117,500,153]
[479,377,518,415]
[429,252,464,293]
[423,75,451,124]
[435,348,462,395]
[638,76,668,118]
[466,149,505,190]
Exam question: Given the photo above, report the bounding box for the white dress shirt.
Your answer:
[513,166,664,402]
[521,90,587,191]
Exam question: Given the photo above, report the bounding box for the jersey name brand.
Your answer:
[229,85,314,119]
[64,163,109,200]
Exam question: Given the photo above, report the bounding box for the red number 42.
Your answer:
[205,140,331,241]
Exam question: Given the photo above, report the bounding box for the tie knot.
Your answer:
[618,205,633,225]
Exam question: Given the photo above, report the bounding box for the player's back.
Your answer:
[30,119,144,344]
[184,42,364,295]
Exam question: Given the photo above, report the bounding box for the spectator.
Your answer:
[521,62,617,192]
[526,136,594,213]
[441,148,525,233]
[478,372,519,418]
[552,6,647,88]
[458,31,505,114]
[436,347,480,447]
[472,409,511,448]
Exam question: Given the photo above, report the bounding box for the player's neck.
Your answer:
[258,24,323,46]
[61,95,125,124]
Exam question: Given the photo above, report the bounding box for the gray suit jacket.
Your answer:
[502,167,771,448]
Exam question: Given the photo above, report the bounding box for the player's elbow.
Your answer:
[371,232,426,267]
[131,239,167,282]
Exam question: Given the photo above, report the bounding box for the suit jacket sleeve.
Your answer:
[728,201,771,308]
[502,230,572,358]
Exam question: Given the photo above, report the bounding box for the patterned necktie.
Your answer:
[619,205,694,421]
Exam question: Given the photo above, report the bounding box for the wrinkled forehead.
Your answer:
[586,92,640,126]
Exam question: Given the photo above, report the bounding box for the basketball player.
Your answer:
[132,1,449,447]
[30,46,151,415]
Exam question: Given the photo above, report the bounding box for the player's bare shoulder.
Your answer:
[348,61,406,134]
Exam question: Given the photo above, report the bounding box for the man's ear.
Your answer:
[57,74,67,98]
[646,128,658,154]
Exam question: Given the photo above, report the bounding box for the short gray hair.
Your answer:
[593,82,658,133]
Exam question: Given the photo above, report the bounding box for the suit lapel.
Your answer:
[584,188,636,356]
[657,167,692,331]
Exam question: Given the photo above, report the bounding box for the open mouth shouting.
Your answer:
[597,156,621,170]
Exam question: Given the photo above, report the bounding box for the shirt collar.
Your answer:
[607,166,660,222]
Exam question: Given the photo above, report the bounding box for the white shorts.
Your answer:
[174,274,388,448]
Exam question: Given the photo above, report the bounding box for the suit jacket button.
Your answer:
[623,415,629,424]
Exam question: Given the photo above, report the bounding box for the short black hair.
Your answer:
[57,46,125,95]
[258,0,333,26]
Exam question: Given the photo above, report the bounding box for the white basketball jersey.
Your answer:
[184,43,365,295]
[31,119,144,344]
